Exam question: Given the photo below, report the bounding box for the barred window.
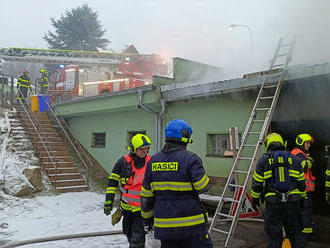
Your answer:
[91,133,106,148]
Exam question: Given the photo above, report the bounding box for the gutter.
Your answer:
[137,90,165,151]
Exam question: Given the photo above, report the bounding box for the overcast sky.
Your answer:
[1,0,330,78]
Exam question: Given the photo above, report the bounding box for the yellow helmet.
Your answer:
[296,133,314,146]
[264,133,284,150]
[130,134,151,153]
[40,69,47,73]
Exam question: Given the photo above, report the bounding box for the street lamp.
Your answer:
[229,24,253,55]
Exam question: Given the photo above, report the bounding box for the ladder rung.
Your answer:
[263,84,277,88]
[217,212,234,219]
[272,64,284,68]
[244,144,257,147]
[276,53,288,57]
[255,108,270,111]
[211,227,229,235]
[233,170,249,174]
[248,131,260,134]
[280,43,291,47]
[253,119,265,122]
[228,184,244,189]
[259,96,274,100]
[239,157,253,160]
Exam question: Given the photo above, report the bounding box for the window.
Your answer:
[91,133,106,148]
[207,132,241,157]
[207,134,231,157]
[127,130,146,147]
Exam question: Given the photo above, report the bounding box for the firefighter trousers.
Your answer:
[160,233,213,248]
[301,192,313,236]
[122,210,145,248]
[18,86,28,100]
[264,201,305,248]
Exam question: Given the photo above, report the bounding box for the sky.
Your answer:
[1,0,330,78]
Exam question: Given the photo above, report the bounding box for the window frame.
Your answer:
[91,132,106,148]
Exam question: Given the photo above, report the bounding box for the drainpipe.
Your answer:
[138,90,158,151]
[157,99,166,150]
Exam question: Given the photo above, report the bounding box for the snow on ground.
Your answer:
[0,191,159,248]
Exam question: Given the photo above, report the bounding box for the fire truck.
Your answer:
[53,50,167,99]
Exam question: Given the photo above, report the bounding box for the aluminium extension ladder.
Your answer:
[208,37,296,247]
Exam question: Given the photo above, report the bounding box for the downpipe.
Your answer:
[138,90,165,151]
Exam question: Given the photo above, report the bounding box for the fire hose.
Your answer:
[0,230,124,248]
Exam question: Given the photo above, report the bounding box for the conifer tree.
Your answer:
[44,4,109,51]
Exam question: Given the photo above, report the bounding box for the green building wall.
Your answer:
[67,108,155,171]
[162,93,255,176]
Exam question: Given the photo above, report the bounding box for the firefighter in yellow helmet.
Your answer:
[325,147,330,205]
[38,69,49,94]
[251,133,306,247]
[291,133,315,238]
[104,133,151,248]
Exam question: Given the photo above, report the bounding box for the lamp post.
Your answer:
[229,24,253,55]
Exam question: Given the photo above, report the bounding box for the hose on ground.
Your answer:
[0,230,124,248]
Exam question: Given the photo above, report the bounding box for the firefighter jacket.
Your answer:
[105,153,151,212]
[291,148,316,192]
[17,74,31,88]
[326,157,330,193]
[38,74,49,87]
[140,142,211,240]
[251,149,306,203]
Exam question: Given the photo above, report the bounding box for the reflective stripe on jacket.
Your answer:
[291,148,316,192]
[121,155,150,207]
[141,143,211,240]
[18,76,31,88]
[251,150,306,203]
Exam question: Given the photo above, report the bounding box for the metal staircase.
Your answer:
[208,37,296,247]
[14,92,92,192]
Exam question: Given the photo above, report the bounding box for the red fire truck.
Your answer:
[52,53,167,101]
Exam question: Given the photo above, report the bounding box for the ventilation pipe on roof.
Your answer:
[137,90,165,151]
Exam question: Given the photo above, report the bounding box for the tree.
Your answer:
[44,4,110,51]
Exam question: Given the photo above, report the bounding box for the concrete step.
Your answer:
[29,132,59,137]
[32,137,62,143]
[53,179,86,187]
[56,185,88,193]
[43,161,74,168]
[38,150,69,157]
[40,156,73,163]
[45,167,79,174]
[37,146,67,152]
[26,127,56,132]
[49,173,83,181]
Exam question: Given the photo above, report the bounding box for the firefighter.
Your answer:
[251,133,306,248]
[325,151,330,205]
[38,69,49,94]
[140,119,213,248]
[291,133,315,237]
[104,133,152,248]
[17,70,32,102]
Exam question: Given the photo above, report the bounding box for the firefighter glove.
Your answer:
[326,192,330,205]
[252,197,260,209]
[104,201,113,215]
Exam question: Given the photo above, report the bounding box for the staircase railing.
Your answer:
[43,96,93,186]
[16,89,61,188]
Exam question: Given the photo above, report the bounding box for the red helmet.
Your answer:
[23,70,29,74]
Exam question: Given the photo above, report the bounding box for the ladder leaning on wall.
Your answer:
[208,37,296,247]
